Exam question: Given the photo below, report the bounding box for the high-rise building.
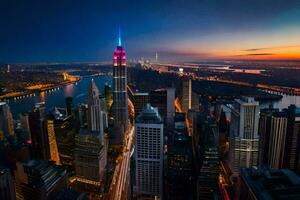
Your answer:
[229,98,259,177]
[259,105,300,174]
[258,108,287,168]
[0,168,16,200]
[167,116,194,200]
[0,102,15,139]
[74,129,107,184]
[19,113,31,144]
[87,80,108,144]
[149,88,175,128]
[181,78,192,113]
[28,102,50,160]
[15,160,67,200]
[47,108,75,169]
[45,118,61,165]
[112,35,129,144]
[285,105,300,174]
[134,104,164,199]
[104,83,113,111]
[236,167,300,200]
[78,104,88,128]
[65,97,73,116]
[133,92,149,117]
[195,113,220,200]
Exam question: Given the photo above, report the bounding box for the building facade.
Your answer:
[112,37,129,144]
[229,98,259,176]
[0,102,14,139]
[87,80,108,144]
[135,104,164,199]
[0,168,16,200]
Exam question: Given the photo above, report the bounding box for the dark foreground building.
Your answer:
[237,167,300,200]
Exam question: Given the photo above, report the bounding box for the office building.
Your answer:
[48,108,74,168]
[167,127,193,200]
[258,105,300,174]
[45,118,61,165]
[78,103,88,128]
[258,108,287,168]
[229,98,259,176]
[112,34,129,144]
[0,168,16,200]
[181,78,192,113]
[133,92,149,117]
[237,167,300,200]
[19,113,31,144]
[196,114,220,200]
[0,102,14,139]
[87,80,108,144]
[65,97,73,116]
[135,104,164,199]
[149,88,175,128]
[28,102,50,160]
[15,160,67,200]
[74,129,107,183]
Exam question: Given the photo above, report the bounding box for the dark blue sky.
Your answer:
[1,0,300,63]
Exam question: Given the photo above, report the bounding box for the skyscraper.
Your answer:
[112,33,129,144]
[28,103,50,160]
[181,78,192,113]
[134,104,163,199]
[0,102,15,139]
[74,129,107,185]
[133,92,149,117]
[65,97,73,116]
[229,98,259,177]
[0,168,16,200]
[149,88,175,128]
[258,108,287,168]
[87,80,108,144]
[15,160,67,200]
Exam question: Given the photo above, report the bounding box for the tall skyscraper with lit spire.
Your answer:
[112,30,129,144]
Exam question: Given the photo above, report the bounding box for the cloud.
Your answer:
[243,45,300,52]
[242,53,274,56]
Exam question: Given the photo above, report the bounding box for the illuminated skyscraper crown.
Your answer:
[113,30,126,66]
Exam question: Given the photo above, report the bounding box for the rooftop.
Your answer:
[241,167,300,200]
[135,103,163,124]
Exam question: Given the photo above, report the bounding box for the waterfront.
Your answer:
[7,75,112,119]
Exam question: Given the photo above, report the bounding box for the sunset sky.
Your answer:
[1,0,300,63]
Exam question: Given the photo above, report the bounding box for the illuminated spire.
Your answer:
[118,27,122,46]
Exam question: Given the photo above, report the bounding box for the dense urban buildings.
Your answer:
[134,104,164,199]
[2,2,300,199]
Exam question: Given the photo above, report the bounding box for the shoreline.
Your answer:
[0,79,79,101]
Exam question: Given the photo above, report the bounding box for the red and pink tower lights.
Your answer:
[111,29,129,144]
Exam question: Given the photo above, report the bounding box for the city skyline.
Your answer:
[1,0,300,63]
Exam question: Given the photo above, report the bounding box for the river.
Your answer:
[7,76,112,119]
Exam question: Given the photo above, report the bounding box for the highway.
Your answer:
[109,126,135,200]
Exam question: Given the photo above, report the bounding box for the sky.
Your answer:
[1,0,300,63]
